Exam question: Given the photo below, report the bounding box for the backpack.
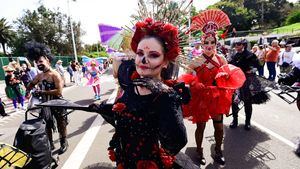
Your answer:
[13,115,57,169]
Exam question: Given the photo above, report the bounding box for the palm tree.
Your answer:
[0,18,14,55]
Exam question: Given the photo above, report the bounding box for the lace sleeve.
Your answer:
[117,59,136,90]
[157,92,187,155]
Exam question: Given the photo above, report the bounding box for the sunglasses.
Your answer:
[235,42,243,46]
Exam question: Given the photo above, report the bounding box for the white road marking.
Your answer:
[240,115,296,149]
[61,87,117,169]
[61,115,104,169]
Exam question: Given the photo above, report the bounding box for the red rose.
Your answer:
[112,103,126,112]
[137,160,159,169]
[164,79,177,87]
[145,18,153,24]
[130,71,140,80]
[117,163,124,169]
[108,149,116,161]
[159,148,175,169]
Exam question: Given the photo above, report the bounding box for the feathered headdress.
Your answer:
[126,0,194,60]
[189,9,231,40]
[131,18,180,61]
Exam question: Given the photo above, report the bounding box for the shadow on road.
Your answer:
[185,125,275,169]
[82,162,115,169]
[213,125,274,169]
[74,99,95,105]
[53,115,97,148]
[99,88,114,97]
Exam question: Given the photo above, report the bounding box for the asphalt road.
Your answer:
[1,66,300,169]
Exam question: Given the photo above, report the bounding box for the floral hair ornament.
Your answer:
[188,9,231,42]
[131,18,180,61]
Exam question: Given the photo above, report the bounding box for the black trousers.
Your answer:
[0,105,6,116]
[232,99,252,124]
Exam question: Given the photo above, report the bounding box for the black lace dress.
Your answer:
[96,61,188,169]
[229,49,270,104]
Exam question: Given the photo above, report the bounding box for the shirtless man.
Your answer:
[25,42,68,154]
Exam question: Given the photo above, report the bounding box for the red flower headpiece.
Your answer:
[131,18,180,61]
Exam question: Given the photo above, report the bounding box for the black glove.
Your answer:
[132,77,172,95]
[32,90,43,97]
[173,82,191,104]
[88,103,100,112]
[277,77,284,85]
[88,101,113,112]
[88,102,115,126]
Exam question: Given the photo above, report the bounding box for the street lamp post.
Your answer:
[67,0,78,62]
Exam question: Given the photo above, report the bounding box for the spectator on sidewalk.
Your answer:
[278,41,295,74]
[3,66,26,111]
[82,63,87,77]
[191,41,202,57]
[67,62,74,83]
[55,60,66,86]
[265,40,281,81]
[9,60,21,80]
[25,59,38,81]
[252,44,266,77]
[72,61,80,85]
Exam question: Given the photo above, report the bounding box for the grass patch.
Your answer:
[272,22,300,34]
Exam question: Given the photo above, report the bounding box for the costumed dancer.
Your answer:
[86,60,102,100]
[229,38,270,130]
[88,18,190,169]
[179,9,245,165]
[25,41,69,154]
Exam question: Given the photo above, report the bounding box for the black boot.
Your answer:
[244,122,251,131]
[244,102,252,131]
[197,147,206,165]
[229,117,238,129]
[0,113,9,117]
[296,143,300,157]
[214,148,225,165]
[244,116,251,131]
[59,137,68,154]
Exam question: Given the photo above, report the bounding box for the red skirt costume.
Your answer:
[181,55,235,123]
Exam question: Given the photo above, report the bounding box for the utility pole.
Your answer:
[67,0,78,62]
[261,1,264,30]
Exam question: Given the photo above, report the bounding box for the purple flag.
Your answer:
[98,23,122,43]
[107,48,116,53]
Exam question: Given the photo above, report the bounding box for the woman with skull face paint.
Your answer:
[88,18,189,169]
[179,10,244,165]
[25,42,69,154]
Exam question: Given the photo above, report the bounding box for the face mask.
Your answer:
[37,64,46,71]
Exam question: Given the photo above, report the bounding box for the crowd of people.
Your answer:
[1,56,109,117]
[1,8,300,169]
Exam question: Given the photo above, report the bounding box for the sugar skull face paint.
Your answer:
[202,36,216,57]
[135,37,167,79]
